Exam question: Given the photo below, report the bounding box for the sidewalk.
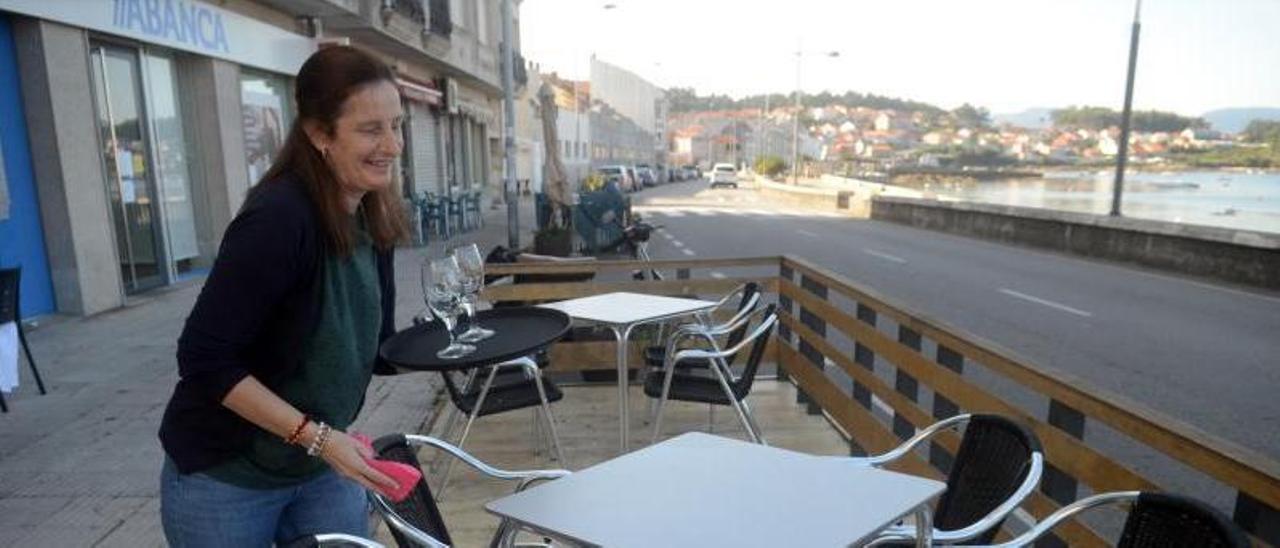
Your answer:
[0,195,538,547]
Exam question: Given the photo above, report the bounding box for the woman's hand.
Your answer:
[319,429,401,495]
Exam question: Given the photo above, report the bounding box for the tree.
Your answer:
[753,155,787,177]
[951,103,991,128]
[1050,105,1206,132]
[1242,120,1280,143]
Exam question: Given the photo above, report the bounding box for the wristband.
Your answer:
[284,416,310,446]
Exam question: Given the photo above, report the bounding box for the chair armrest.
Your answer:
[674,312,777,363]
[663,299,763,352]
[848,414,973,467]
[867,451,1046,544]
[282,533,386,548]
[950,491,1139,547]
[402,434,570,483]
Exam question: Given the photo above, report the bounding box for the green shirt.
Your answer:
[206,225,382,488]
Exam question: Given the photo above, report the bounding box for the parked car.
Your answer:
[597,165,637,192]
[709,163,738,188]
[635,166,657,187]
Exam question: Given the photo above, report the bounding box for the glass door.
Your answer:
[89,43,166,294]
[143,51,200,279]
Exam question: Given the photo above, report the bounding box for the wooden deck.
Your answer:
[376,377,849,546]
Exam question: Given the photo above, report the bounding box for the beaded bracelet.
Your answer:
[284,416,310,446]
[307,422,332,457]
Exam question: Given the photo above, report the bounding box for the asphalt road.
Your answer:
[630,180,1280,462]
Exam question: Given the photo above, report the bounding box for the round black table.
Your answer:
[379,307,571,372]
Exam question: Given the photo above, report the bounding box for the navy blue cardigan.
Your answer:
[159,177,398,474]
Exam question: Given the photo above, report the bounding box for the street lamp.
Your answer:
[791,46,839,184]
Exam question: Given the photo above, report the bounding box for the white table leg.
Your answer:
[611,323,636,453]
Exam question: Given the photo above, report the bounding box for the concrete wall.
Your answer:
[754,174,926,217]
[14,18,123,315]
[871,196,1280,289]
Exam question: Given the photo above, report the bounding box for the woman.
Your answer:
[158,46,409,546]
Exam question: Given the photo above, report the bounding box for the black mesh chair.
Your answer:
[645,304,778,444]
[862,414,1044,545]
[369,433,569,548]
[1,267,48,413]
[956,491,1250,547]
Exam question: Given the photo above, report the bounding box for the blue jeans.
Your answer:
[160,458,369,547]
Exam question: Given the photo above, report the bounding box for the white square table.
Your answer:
[486,432,946,548]
[540,292,718,453]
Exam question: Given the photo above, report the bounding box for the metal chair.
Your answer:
[643,282,761,375]
[369,433,569,548]
[464,191,483,229]
[423,195,449,240]
[641,283,760,427]
[446,195,465,234]
[646,304,778,444]
[429,353,565,502]
[860,414,1044,545]
[0,267,48,413]
[955,491,1250,548]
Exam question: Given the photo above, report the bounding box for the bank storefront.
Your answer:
[0,0,313,315]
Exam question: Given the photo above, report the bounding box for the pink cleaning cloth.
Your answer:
[351,433,422,503]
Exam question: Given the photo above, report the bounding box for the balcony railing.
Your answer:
[428,0,451,36]
[386,0,425,26]
[499,42,527,87]
[481,255,1280,546]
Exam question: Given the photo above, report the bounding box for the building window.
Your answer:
[240,70,294,187]
[429,0,453,35]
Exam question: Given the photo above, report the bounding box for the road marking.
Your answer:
[862,248,907,264]
[710,271,727,279]
[797,229,819,238]
[671,240,685,248]
[998,288,1093,318]
[681,248,696,256]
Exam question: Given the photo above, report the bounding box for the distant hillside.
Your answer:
[1203,108,1280,134]
[668,88,944,114]
[993,108,1053,129]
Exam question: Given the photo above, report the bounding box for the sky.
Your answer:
[519,0,1280,116]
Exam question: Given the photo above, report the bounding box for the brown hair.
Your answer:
[255,45,409,255]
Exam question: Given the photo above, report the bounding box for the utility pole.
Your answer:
[500,0,519,247]
[791,41,802,185]
[1111,0,1142,217]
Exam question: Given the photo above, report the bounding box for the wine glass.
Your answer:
[453,243,495,343]
[422,256,475,359]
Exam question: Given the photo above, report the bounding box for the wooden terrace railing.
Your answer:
[481,255,1279,546]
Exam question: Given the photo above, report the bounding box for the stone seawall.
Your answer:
[871,196,1280,289]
